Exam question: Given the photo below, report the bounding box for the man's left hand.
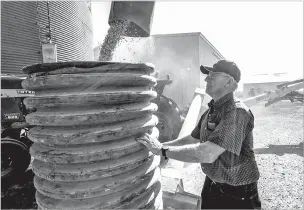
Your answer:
[136,133,163,155]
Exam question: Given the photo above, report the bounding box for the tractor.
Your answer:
[1,75,34,182]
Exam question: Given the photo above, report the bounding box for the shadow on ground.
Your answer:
[1,169,37,209]
[254,142,303,157]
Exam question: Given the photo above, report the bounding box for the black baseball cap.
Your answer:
[200,60,241,83]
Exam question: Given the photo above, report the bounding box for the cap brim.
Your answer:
[200,65,213,74]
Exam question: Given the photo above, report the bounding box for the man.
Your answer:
[137,60,261,209]
[249,87,256,97]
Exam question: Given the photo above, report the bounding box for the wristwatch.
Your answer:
[161,146,169,159]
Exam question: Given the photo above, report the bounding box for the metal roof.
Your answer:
[242,73,302,84]
[151,32,225,59]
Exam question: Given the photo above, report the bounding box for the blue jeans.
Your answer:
[201,176,261,209]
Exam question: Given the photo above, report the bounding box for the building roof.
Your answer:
[151,32,225,59]
[199,33,225,59]
[151,32,201,38]
[242,73,302,84]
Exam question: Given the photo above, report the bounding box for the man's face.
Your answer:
[204,72,231,96]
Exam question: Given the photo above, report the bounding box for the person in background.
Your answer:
[137,60,261,209]
[248,87,256,97]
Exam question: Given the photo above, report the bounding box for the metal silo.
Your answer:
[1,1,93,75]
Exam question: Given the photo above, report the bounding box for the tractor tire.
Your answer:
[155,96,184,143]
[154,111,173,143]
[1,138,31,182]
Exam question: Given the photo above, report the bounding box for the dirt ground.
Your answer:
[182,100,303,209]
[1,100,303,209]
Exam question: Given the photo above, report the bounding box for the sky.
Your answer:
[91,1,303,83]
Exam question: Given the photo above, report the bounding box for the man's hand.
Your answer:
[136,133,163,155]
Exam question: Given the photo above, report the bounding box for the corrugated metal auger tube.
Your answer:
[22,62,163,209]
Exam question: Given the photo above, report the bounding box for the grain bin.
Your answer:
[1,1,93,75]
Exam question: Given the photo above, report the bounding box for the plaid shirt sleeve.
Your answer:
[207,108,254,156]
[191,111,208,139]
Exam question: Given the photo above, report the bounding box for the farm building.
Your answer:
[93,32,225,109]
[242,73,291,98]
